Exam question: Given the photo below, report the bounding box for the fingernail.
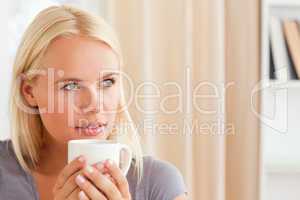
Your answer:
[78,190,86,200]
[106,159,113,166]
[75,175,85,185]
[96,163,104,170]
[78,156,85,163]
[85,165,94,174]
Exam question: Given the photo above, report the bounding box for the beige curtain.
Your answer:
[105,0,261,199]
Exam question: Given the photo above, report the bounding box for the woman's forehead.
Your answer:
[40,35,119,71]
[36,35,120,81]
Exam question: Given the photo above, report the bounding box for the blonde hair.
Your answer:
[9,5,143,182]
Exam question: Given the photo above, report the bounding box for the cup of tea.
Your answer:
[68,139,132,175]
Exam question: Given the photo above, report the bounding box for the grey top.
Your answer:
[0,140,187,200]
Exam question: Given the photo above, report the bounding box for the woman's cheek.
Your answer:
[34,87,81,142]
[104,88,120,110]
[39,112,71,141]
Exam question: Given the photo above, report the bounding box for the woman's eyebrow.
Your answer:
[55,72,119,84]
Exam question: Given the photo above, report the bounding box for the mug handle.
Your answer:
[118,144,132,176]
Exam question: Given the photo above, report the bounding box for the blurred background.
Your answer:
[1,0,299,200]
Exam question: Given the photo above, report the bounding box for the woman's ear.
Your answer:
[21,79,38,107]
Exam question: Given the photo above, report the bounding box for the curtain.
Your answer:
[105,0,261,199]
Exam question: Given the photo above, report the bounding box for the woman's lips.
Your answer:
[75,126,105,136]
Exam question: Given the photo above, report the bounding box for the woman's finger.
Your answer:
[78,190,90,200]
[81,165,122,200]
[55,170,83,199]
[104,159,131,199]
[104,173,117,185]
[53,155,86,192]
[66,187,81,200]
[75,174,108,200]
[94,162,117,186]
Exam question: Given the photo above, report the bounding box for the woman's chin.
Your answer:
[70,135,108,140]
[67,130,109,141]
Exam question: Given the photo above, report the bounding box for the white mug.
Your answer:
[68,139,132,175]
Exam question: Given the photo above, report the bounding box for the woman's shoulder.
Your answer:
[0,139,29,180]
[0,140,39,199]
[142,156,183,179]
[0,139,23,172]
[141,156,188,200]
[0,139,14,161]
[0,140,36,199]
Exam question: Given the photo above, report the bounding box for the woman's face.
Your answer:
[22,35,121,144]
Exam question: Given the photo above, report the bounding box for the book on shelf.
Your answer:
[283,19,300,79]
[269,17,297,81]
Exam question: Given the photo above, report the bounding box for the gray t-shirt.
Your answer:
[0,140,187,200]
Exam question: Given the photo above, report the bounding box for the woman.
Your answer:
[0,5,188,200]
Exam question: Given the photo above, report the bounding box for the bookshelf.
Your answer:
[262,0,300,86]
[261,0,300,199]
[261,0,300,167]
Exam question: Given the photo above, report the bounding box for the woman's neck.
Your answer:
[33,133,68,176]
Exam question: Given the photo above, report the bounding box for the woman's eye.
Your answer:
[62,82,80,91]
[101,78,116,88]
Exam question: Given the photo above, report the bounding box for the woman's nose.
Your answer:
[79,86,103,114]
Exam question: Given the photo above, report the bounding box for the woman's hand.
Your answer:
[52,155,86,200]
[75,159,132,200]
